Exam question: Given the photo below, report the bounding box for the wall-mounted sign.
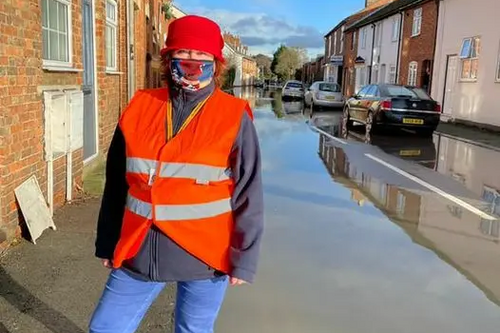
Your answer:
[330,55,343,65]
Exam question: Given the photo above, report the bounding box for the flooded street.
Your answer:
[217,88,500,332]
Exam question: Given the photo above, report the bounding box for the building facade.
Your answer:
[0,0,185,252]
[344,0,438,95]
[432,0,500,128]
[223,32,257,87]
[324,22,345,85]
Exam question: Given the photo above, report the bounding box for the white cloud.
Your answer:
[177,7,324,57]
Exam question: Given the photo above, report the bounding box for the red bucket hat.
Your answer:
[161,15,225,61]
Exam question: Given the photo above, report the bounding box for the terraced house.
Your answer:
[0,0,184,251]
[344,0,439,95]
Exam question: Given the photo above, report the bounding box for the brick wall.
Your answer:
[343,31,356,96]
[96,0,128,154]
[399,0,438,91]
[0,0,130,252]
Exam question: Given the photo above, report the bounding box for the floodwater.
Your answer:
[216,87,500,333]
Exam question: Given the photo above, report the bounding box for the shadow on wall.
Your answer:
[0,266,85,333]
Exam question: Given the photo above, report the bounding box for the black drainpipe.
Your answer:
[395,11,404,83]
[369,23,376,83]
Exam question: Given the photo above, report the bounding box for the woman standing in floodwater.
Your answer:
[89,15,264,333]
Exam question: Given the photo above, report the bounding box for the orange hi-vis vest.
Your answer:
[113,87,252,273]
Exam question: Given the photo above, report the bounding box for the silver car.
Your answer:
[281,80,305,99]
[305,81,344,108]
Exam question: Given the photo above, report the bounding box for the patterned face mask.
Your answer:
[170,58,215,91]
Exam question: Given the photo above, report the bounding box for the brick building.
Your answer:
[302,55,325,85]
[223,32,257,86]
[0,0,183,252]
[344,0,438,95]
[323,0,397,96]
[399,0,439,93]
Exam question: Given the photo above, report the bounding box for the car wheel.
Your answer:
[365,111,375,136]
[343,106,353,127]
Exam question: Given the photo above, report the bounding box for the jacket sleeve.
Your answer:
[230,111,264,283]
[95,125,129,260]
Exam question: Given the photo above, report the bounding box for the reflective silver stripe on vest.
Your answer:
[126,195,232,221]
[126,158,158,174]
[159,163,230,182]
[156,198,232,221]
[126,195,153,219]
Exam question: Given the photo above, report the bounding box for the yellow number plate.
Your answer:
[325,96,336,100]
[403,118,424,125]
[400,150,421,156]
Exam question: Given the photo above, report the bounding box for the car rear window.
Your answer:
[286,82,303,88]
[319,83,340,92]
[385,85,431,100]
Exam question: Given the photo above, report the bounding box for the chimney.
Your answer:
[365,0,382,7]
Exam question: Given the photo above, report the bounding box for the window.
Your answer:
[375,23,382,47]
[392,17,400,42]
[460,36,480,80]
[106,0,118,71]
[385,85,431,99]
[396,192,406,215]
[319,83,341,92]
[359,67,366,87]
[412,8,422,36]
[333,31,337,54]
[389,65,397,84]
[361,27,367,49]
[340,26,344,53]
[351,30,357,50]
[41,0,72,65]
[327,35,331,56]
[408,61,418,86]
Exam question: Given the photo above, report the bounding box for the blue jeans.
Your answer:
[89,269,228,333]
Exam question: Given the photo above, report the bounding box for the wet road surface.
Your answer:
[217,88,500,332]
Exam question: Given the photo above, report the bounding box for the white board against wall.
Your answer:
[14,175,56,244]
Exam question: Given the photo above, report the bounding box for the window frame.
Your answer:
[41,0,73,69]
[105,0,118,72]
[351,30,357,51]
[408,61,418,86]
[361,27,367,49]
[459,36,480,81]
[392,17,400,42]
[412,8,423,37]
[389,64,397,84]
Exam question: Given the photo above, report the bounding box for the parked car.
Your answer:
[305,81,345,109]
[344,84,441,137]
[281,80,305,99]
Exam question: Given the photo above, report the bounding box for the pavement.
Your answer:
[0,197,175,333]
[2,88,500,333]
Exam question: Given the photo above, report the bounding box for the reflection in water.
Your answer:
[318,134,500,306]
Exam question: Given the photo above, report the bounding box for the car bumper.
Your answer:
[314,99,344,108]
[377,111,440,129]
[282,91,304,98]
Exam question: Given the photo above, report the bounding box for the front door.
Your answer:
[443,55,458,116]
[82,0,97,160]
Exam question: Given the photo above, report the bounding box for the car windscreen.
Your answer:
[319,83,340,92]
[385,85,431,100]
[286,82,303,88]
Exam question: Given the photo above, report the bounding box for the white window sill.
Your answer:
[105,70,124,75]
[411,33,421,38]
[459,78,478,83]
[43,65,83,73]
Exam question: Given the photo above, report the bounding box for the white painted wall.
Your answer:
[355,24,374,93]
[372,14,401,84]
[432,0,500,127]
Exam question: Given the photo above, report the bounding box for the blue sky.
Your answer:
[175,0,366,58]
